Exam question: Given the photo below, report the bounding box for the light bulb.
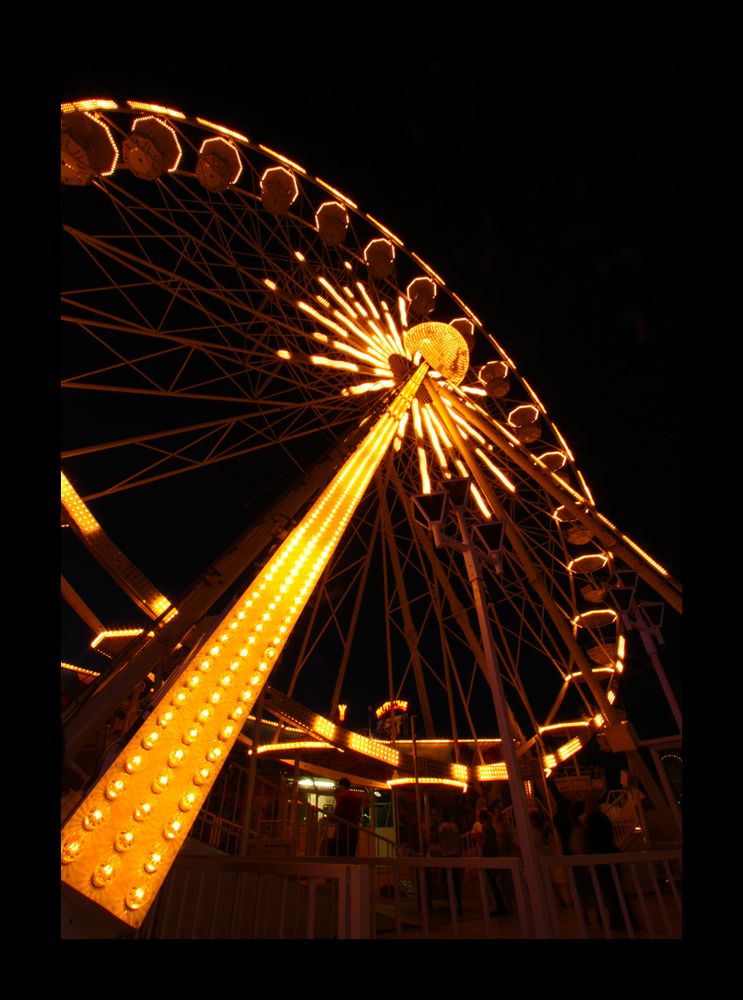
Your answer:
[125,885,149,911]
[133,801,152,822]
[91,856,119,887]
[114,829,135,852]
[83,807,107,830]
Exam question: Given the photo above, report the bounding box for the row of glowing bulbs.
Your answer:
[62,390,389,908]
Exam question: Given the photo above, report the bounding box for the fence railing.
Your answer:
[135,848,681,940]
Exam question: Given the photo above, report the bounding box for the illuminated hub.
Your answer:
[403,322,469,385]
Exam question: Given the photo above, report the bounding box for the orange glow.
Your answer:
[550,472,588,504]
[337,704,347,722]
[355,283,381,321]
[537,450,567,470]
[315,177,358,209]
[61,662,100,678]
[568,554,609,573]
[331,338,379,365]
[449,408,486,444]
[366,214,403,246]
[310,355,358,372]
[398,295,408,330]
[572,609,618,628]
[62,99,118,115]
[198,137,243,184]
[491,420,522,447]
[383,309,405,354]
[447,290,481,327]
[375,699,408,719]
[395,412,410,444]
[469,483,492,519]
[404,322,469,385]
[427,409,452,449]
[557,737,583,762]
[297,300,352,340]
[410,252,444,285]
[61,472,101,535]
[521,378,548,414]
[550,423,575,463]
[617,532,670,577]
[474,448,516,492]
[256,741,334,754]
[476,763,509,781]
[318,278,357,320]
[260,165,297,205]
[422,405,449,470]
[151,596,175,620]
[258,145,306,174]
[412,399,424,439]
[341,380,394,396]
[82,112,119,176]
[507,404,539,427]
[127,101,185,119]
[196,118,249,143]
[91,629,143,649]
[539,721,590,733]
[348,733,400,765]
[388,777,466,791]
[418,446,431,494]
[576,470,595,506]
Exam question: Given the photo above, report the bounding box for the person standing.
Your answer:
[329,778,362,856]
[583,802,632,930]
[438,812,464,916]
[477,809,508,916]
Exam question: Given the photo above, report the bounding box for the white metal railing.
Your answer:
[137,857,371,939]
[134,848,681,939]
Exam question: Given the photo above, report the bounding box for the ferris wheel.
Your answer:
[60,99,681,926]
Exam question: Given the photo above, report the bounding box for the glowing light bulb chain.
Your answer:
[60,361,428,929]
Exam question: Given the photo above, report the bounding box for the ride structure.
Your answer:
[60,99,682,932]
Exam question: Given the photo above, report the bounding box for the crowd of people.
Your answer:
[323,778,630,929]
[424,793,629,926]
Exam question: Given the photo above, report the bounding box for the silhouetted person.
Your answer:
[328,778,362,856]
[477,809,508,916]
[583,802,629,931]
[438,812,464,916]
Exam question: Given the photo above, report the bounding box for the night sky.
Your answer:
[60,61,682,739]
